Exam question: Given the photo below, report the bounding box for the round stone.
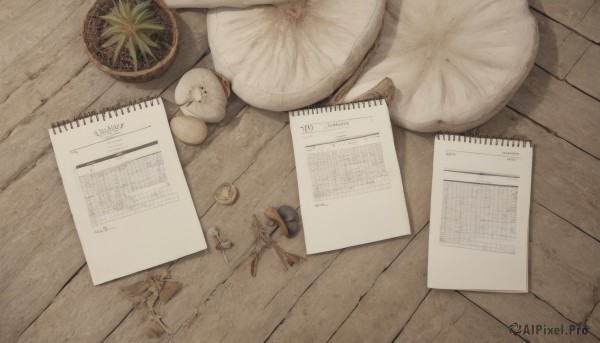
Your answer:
[169,115,208,145]
[286,220,299,237]
[277,205,297,223]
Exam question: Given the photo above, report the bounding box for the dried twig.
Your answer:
[249,215,305,277]
[208,227,232,266]
[121,268,181,337]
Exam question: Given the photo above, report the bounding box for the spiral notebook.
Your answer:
[428,134,533,292]
[289,100,411,254]
[49,96,206,285]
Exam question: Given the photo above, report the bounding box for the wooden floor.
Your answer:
[1,1,599,342]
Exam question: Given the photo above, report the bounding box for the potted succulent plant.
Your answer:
[83,0,179,82]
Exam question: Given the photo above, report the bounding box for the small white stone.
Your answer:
[170,115,208,145]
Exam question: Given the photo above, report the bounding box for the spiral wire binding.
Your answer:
[50,95,161,135]
[289,99,384,117]
[435,133,532,148]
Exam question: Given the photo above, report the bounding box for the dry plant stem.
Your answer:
[249,215,305,277]
[121,269,176,335]
[214,71,232,98]
[354,77,396,106]
[208,228,230,265]
[218,240,229,265]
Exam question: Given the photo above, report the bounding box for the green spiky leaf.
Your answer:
[99,0,168,71]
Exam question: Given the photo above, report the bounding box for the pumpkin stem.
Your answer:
[283,0,308,20]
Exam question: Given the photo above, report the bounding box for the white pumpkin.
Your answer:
[344,0,538,132]
[207,0,386,111]
[165,0,287,9]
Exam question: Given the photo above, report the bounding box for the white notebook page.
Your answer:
[49,97,206,285]
[289,100,411,254]
[428,134,533,292]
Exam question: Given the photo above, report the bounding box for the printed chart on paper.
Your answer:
[77,141,178,226]
[306,134,391,202]
[439,180,518,254]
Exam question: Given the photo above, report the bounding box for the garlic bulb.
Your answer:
[165,0,287,8]
[207,0,386,111]
[344,0,538,133]
[175,68,227,123]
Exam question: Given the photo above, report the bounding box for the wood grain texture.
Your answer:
[528,203,600,323]
[567,44,600,100]
[0,10,209,192]
[530,0,600,43]
[533,11,591,79]
[328,228,430,343]
[509,66,600,159]
[0,0,84,73]
[264,130,433,343]
[477,107,600,240]
[1,2,600,342]
[15,106,288,343]
[589,304,600,337]
[0,0,43,24]
[394,290,521,343]
[463,291,599,343]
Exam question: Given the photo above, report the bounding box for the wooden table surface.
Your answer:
[1,1,599,342]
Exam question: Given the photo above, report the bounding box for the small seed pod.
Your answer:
[214,182,238,205]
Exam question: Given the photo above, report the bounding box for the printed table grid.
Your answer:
[79,152,178,226]
[439,180,517,254]
[307,142,391,202]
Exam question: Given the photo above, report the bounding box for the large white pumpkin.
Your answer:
[207,0,386,111]
[345,0,538,132]
[165,0,288,8]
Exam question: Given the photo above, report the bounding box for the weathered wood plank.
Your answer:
[0,0,91,105]
[0,37,89,140]
[529,0,600,43]
[478,107,600,239]
[0,0,84,73]
[104,125,433,342]
[110,136,320,343]
[15,106,288,343]
[0,10,209,192]
[2,93,244,343]
[0,154,87,343]
[509,66,600,159]
[328,200,599,343]
[0,0,42,24]
[463,291,599,342]
[576,0,600,43]
[588,304,600,337]
[0,11,209,342]
[16,264,139,343]
[394,290,521,343]
[327,228,429,343]
[533,11,591,79]
[251,130,433,343]
[567,45,600,100]
[528,203,600,323]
